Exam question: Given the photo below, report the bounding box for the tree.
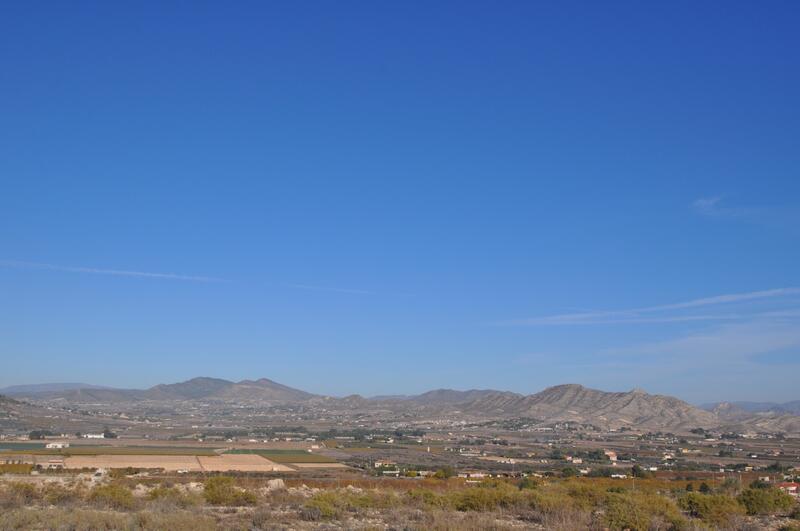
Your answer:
[561,466,580,477]
[738,487,794,515]
[433,466,455,479]
[686,483,694,492]
[765,461,784,472]
[549,448,564,460]
[699,482,711,494]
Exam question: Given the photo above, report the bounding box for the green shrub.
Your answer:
[146,486,196,508]
[0,464,34,475]
[433,466,455,479]
[0,508,129,530]
[129,510,216,531]
[88,484,136,510]
[202,476,256,506]
[525,488,578,515]
[406,488,448,509]
[109,467,141,479]
[42,483,81,505]
[604,493,651,531]
[449,483,523,512]
[679,492,744,527]
[301,488,401,520]
[0,482,40,508]
[603,492,687,531]
[304,491,342,520]
[563,481,606,510]
[561,466,580,477]
[791,504,800,520]
[737,487,795,515]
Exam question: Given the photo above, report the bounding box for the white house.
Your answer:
[45,442,69,449]
[83,433,105,439]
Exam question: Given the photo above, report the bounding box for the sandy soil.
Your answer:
[64,453,294,472]
[197,454,293,472]
[289,462,349,469]
[65,455,202,471]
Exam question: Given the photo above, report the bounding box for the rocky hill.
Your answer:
[7,378,797,433]
[389,384,720,431]
[10,377,315,404]
[703,400,800,416]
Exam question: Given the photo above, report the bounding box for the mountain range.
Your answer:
[3,377,798,433]
[0,377,312,403]
[701,400,800,416]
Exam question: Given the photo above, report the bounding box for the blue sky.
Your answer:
[2,1,799,403]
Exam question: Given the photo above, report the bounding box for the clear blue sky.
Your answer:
[2,1,799,403]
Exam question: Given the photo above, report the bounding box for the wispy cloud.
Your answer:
[0,259,224,282]
[692,196,723,216]
[599,318,800,364]
[504,288,800,326]
[692,197,800,228]
[286,283,373,295]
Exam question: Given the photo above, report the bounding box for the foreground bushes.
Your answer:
[203,476,257,506]
[42,482,83,505]
[738,487,795,515]
[0,508,215,531]
[1,475,797,529]
[604,492,687,531]
[88,484,137,510]
[147,485,198,508]
[679,492,745,527]
[303,489,402,520]
[304,480,696,530]
[0,482,41,508]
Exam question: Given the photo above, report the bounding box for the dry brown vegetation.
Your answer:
[0,475,797,530]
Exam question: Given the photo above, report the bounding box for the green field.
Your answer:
[225,449,336,463]
[0,445,219,456]
[0,443,46,451]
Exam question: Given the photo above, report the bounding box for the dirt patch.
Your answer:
[64,453,294,472]
[289,462,349,469]
[65,455,202,471]
[197,454,293,472]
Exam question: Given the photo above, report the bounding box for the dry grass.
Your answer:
[0,474,793,530]
[0,508,217,531]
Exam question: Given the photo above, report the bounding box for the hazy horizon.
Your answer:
[3,2,799,404]
[0,374,795,408]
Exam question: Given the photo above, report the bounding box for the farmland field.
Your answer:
[63,453,293,472]
[0,443,46,451]
[0,445,219,456]
[225,449,337,463]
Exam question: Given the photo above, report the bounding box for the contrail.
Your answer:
[0,259,224,282]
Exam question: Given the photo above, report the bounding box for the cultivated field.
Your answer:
[197,454,293,472]
[226,449,337,463]
[290,463,349,469]
[64,455,202,471]
[62,453,293,472]
[0,444,219,456]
